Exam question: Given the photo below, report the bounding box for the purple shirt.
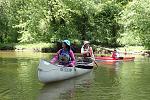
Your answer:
[50,49,75,67]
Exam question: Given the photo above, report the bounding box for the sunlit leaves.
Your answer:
[2,0,149,49]
[120,0,150,48]
[0,0,123,46]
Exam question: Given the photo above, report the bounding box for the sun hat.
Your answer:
[84,41,90,45]
[63,40,71,46]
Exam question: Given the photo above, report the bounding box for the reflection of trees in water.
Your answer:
[94,61,123,83]
[38,72,94,100]
[142,56,150,62]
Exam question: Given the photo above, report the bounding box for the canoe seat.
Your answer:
[76,65,93,69]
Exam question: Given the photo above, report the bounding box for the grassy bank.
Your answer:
[118,46,144,52]
[94,46,144,52]
[0,43,55,52]
[94,46,147,56]
[0,43,147,54]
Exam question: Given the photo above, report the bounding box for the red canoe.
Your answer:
[95,56,135,61]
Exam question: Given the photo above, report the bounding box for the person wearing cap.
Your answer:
[81,41,95,62]
[112,49,120,59]
[50,40,75,67]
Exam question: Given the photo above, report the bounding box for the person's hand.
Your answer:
[50,61,54,64]
[66,63,73,67]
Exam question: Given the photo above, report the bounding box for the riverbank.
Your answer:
[0,42,81,53]
[94,46,150,57]
[0,43,150,56]
[0,43,55,52]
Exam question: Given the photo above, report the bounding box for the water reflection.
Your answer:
[38,72,94,100]
[1,51,150,100]
[0,57,41,100]
[96,61,123,74]
[118,62,150,100]
[0,51,52,60]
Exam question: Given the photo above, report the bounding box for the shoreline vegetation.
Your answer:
[1,0,150,53]
[0,43,55,52]
[0,43,150,56]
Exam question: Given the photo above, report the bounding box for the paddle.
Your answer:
[93,60,98,68]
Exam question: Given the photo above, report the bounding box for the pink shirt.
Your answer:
[50,49,75,67]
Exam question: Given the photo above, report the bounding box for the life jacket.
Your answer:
[58,49,71,65]
[112,51,117,58]
[83,47,92,57]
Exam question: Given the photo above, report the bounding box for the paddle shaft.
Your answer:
[94,60,98,67]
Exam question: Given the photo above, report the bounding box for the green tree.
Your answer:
[0,0,135,49]
[119,0,150,49]
[93,2,122,47]
[0,1,8,43]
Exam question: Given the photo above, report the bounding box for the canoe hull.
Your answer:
[38,60,93,83]
[95,56,135,61]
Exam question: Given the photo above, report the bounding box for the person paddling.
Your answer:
[50,40,75,67]
[81,41,95,62]
[111,49,120,59]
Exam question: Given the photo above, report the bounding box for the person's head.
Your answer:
[62,40,71,50]
[113,49,117,53]
[83,41,90,47]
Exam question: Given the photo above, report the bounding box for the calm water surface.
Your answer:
[0,51,150,100]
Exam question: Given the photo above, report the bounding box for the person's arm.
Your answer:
[81,46,84,54]
[89,47,95,60]
[116,52,120,57]
[50,50,61,64]
[111,52,114,57]
[68,50,76,66]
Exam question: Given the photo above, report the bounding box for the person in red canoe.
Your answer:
[50,40,75,67]
[111,49,120,59]
[80,41,95,62]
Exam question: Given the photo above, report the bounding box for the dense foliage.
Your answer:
[0,0,150,49]
[119,0,150,49]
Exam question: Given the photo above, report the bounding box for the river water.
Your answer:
[0,51,150,100]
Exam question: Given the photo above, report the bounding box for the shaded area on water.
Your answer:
[0,57,42,100]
